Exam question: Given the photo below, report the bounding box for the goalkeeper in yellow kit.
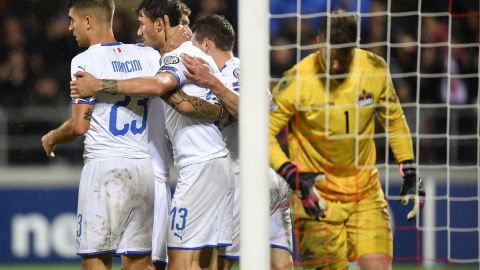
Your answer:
[270,9,425,270]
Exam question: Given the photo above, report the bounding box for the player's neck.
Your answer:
[88,28,116,46]
[213,50,234,71]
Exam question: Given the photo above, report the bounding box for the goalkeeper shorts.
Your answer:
[293,186,392,269]
[76,158,155,256]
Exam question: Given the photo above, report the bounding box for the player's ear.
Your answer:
[204,37,213,52]
[84,15,93,30]
[155,17,164,33]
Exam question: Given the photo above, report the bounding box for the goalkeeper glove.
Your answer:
[278,162,327,220]
[399,160,426,221]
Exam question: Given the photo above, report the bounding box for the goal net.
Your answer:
[268,0,479,268]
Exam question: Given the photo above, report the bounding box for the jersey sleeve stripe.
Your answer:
[71,98,96,105]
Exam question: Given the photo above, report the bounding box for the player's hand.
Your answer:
[399,160,425,220]
[70,71,101,98]
[162,15,191,54]
[180,53,218,89]
[278,162,327,220]
[41,131,56,158]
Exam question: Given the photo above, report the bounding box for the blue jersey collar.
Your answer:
[101,42,122,46]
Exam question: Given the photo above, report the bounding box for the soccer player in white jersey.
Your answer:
[41,1,158,269]
[136,2,231,270]
[121,2,225,269]
[70,1,234,269]
[144,3,208,270]
[180,15,294,270]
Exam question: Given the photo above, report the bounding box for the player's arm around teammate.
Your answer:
[70,65,227,121]
[69,8,227,122]
[180,53,239,118]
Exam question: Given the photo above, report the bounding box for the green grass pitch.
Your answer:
[0,265,478,270]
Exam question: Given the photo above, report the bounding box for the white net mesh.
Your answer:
[269,0,479,268]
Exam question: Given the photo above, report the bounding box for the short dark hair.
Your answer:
[192,15,235,51]
[68,0,115,24]
[319,9,357,46]
[136,0,182,26]
[179,1,191,17]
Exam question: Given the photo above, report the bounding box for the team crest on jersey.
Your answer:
[233,68,240,79]
[163,55,180,65]
[357,90,374,107]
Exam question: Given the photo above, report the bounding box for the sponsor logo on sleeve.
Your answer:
[160,66,178,72]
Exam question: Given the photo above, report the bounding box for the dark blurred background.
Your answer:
[0,0,478,166]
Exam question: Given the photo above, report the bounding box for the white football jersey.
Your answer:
[148,96,173,181]
[219,57,240,172]
[145,51,173,182]
[157,41,228,169]
[71,42,160,163]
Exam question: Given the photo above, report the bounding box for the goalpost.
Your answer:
[240,0,479,269]
[239,0,270,269]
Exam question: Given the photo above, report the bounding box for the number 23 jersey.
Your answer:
[71,43,160,163]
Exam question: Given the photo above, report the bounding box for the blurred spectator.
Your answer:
[29,76,62,107]
[419,17,447,104]
[441,54,468,105]
[270,0,371,38]
[270,37,296,80]
[0,50,30,107]
[363,0,386,57]
[3,16,24,47]
[194,0,227,21]
[0,0,8,16]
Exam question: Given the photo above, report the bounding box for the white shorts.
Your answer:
[152,178,171,266]
[76,158,155,256]
[167,156,234,250]
[219,168,293,258]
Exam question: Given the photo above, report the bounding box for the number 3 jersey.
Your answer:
[71,43,160,163]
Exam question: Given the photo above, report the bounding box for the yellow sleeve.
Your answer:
[376,69,414,163]
[269,71,297,170]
